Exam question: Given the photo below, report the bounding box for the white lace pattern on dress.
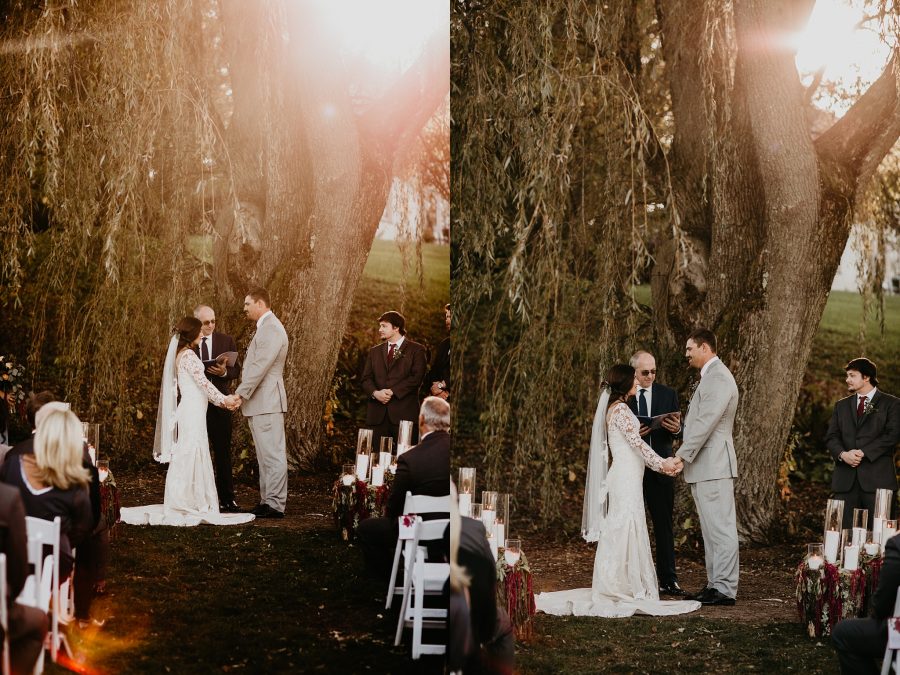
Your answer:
[535,402,699,617]
[120,350,254,527]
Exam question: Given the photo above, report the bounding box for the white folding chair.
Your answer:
[18,516,61,672]
[0,553,10,675]
[394,517,450,655]
[881,587,900,674]
[57,547,75,626]
[385,492,450,609]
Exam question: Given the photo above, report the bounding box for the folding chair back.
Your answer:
[19,516,61,669]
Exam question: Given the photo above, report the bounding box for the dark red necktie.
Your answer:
[857,396,866,418]
[387,344,396,364]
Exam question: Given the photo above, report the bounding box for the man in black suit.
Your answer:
[357,396,451,579]
[826,358,900,529]
[361,310,428,449]
[628,350,686,597]
[193,305,242,512]
[425,304,451,401]
[832,533,900,673]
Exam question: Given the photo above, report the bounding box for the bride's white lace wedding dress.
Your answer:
[535,401,699,617]
[121,349,254,527]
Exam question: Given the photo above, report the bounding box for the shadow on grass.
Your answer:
[519,615,841,674]
[49,523,442,674]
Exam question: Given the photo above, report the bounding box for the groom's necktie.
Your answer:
[387,343,396,364]
[201,337,209,362]
[638,389,648,417]
[857,395,866,418]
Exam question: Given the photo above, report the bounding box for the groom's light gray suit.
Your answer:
[675,357,740,598]
[236,311,289,512]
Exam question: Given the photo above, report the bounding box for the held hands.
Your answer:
[374,389,393,404]
[842,448,864,467]
[661,456,684,477]
[223,394,242,411]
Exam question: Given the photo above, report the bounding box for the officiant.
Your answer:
[193,305,241,513]
[628,350,685,597]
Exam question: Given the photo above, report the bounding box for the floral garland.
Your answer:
[100,470,122,540]
[331,472,394,541]
[496,550,536,641]
[795,560,868,638]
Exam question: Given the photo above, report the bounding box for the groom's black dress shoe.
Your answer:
[659,581,688,597]
[255,505,284,519]
[220,502,240,513]
[700,588,736,606]
[250,503,268,516]
[688,586,711,601]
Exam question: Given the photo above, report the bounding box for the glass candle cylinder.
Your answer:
[494,493,510,547]
[471,503,482,522]
[883,519,898,553]
[504,538,522,567]
[82,422,100,465]
[852,508,869,546]
[356,428,373,455]
[379,436,394,456]
[96,459,110,483]
[389,453,398,475]
[397,421,414,455]
[481,491,498,531]
[341,463,356,486]
[371,462,385,487]
[874,489,893,543]
[843,544,860,571]
[458,468,476,518]
[823,499,844,563]
[806,543,824,571]
[865,530,881,556]
[486,531,499,561]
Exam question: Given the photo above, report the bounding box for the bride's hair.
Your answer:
[174,316,202,353]
[603,364,636,406]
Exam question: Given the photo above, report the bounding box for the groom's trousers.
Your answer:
[248,412,288,512]
[691,478,740,598]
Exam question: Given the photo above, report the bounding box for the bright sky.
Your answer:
[789,0,894,115]
[311,0,447,73]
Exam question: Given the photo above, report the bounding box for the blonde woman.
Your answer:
[0,407,92,579]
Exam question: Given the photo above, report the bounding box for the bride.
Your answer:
[121,317,255,526]
[535,364,699,617]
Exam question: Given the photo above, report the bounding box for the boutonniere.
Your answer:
[393,347,405,360]
[864,400,878,416]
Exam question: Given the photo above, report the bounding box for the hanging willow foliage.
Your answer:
[0,1,220,448]
[451,0,686,520]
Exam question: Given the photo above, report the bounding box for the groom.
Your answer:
[235,287,289,519]
[667,328,739,606]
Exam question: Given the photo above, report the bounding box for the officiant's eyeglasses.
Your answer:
[202,319,216,326]
[640,369,657,376]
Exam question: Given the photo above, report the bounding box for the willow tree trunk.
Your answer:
[654,0,900,540]
[215,1,449,468]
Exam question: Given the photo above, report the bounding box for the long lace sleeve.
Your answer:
[180,351,227,407]
[610,403,665,473]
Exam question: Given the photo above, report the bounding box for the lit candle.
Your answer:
[98,469,109,482]
[504,549,521,566]
[874,517,885,544]
[341,474,354,486]
[371,465,384,487]
[487,534,498,561]
[807,555,823,571]
[494,522,505,548]
[355,454,369,481]
[379,451,392,470]
[844,545,859,571]
[865,542,880,556]
[482,508,496,531]
[852,527,866,547]
[458,492,472,517]
[824,530,840,563]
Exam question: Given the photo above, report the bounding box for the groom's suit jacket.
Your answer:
[192,331,240,395]
[361,338,427,427]
[236,313,289,417]
[676,358,739,483]
[627,382,680,459]
[826,390,900,493]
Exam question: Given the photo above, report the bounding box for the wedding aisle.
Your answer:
[52,468,422,674]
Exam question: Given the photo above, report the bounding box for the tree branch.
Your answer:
[361,20,450,153]
[815,54,900,192]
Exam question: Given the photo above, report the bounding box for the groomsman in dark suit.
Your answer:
[426,304,451,400]
[193,305,241,512]
[628,350,686,596]
[357,397,451,578]
[826,358,900,529]
[361,310,428,449]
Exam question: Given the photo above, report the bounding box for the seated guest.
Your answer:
[832,533,900,673]
[0,482,47,674]
[449,483,515,674]
[357,396,451,579]
[0,407,92,582]
[5,394,108,627]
